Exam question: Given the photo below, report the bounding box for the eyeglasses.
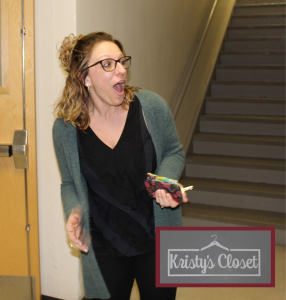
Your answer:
[81,56,131,72]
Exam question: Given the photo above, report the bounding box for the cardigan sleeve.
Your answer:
[138,91,184,227]
[138,90,185,180]
[53,119,82,221]
[155,100,185,180]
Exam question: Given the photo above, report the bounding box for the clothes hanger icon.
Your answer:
[201,235,229,251]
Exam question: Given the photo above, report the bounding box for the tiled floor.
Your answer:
[130,245,285,300]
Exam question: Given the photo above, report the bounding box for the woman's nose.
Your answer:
[115,62,127,75]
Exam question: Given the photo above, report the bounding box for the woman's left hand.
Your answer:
[155,184,188,208]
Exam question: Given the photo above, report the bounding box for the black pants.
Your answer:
[91,251,176,300]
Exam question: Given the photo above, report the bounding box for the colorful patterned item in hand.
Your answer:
[145,173,193,203]
[146,173,178,184]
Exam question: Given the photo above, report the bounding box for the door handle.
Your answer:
[0,144,12,157]
[0,130,28,169]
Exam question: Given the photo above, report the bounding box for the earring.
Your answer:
[86,85,90,92]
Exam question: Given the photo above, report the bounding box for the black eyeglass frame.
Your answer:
[81,56,132,73]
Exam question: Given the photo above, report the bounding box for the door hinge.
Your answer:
[25,225,30,232]
[21,27,26,35]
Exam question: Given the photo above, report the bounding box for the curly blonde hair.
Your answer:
[54,32,139,130]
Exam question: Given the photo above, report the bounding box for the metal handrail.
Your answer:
[173,0,218,119]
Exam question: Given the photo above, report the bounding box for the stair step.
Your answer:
[181,203,285,230]
[185,154,285,185]
[215,65,286,81]
[231,14,286,26]
[193,132,285,146]
[224,37,285,51]
[234,3,286,15]
[237,0,286,5]
[199,113,286,136]
[180,177,285,213]
[211,80,285,98]
[228,24,286,37]
[181,177,285,199]
[205,96,286,116]
[220,50,286,65]
[186,154,285,170]
[192,132,285,159]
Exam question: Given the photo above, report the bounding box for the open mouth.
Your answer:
[113,81,125,93]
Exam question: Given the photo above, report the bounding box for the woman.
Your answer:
[53,31,187,300]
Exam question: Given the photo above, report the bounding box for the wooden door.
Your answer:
[0,0,40,299]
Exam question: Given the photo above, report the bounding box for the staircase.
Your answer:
[181,0,286,244]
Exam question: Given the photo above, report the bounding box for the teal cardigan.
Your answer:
[53,90,185,299]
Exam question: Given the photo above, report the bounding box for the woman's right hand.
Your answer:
[66,206,89,253]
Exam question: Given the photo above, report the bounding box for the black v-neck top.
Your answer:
[77,97,157,257]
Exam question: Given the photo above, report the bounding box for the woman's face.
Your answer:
[84,41,127,109]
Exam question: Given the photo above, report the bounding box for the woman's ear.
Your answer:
[78,71,87,85]
[84,74,91,87]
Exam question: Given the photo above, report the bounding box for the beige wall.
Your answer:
[76,0,215,108]
[35,1,84,299]
[35,1,229,299]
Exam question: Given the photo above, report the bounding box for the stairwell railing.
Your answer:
[173,0,218,119]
